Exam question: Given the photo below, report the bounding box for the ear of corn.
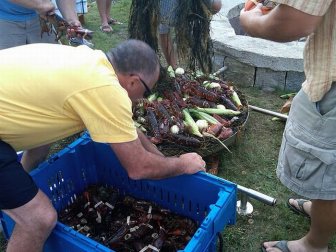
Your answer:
[189,109,219,125]
[182,109,203,137]
[193,107,241,116]
[229,87,243,109]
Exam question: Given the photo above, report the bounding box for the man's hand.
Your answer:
[36,1,55,17]
[179,153,206,174]
[240,3,263,32]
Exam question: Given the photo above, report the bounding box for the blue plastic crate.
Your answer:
[1,135,236,251]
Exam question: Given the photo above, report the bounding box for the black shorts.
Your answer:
[0,140,38,210]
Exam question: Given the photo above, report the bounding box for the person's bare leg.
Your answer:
[96,0,111,31]
[5,190,57,252]
[263,199,334,252]
[304,200,336,249]
[20,144,51,172]
[105,0,112,21]
[159,32,177,69]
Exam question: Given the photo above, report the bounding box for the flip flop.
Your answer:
[99,25,113,33]
[286,198,310,218]
[108,18,122,25]
[261,240,290,252]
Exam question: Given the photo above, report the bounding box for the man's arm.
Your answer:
[20,144,51,172]
[136,128,164,157]
[110,138,206,180]
[240,4,323,42]
[10,0,55,16]
[56,0,81,26]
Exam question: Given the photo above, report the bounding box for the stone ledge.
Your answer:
[210,0,305,72]
[212,27,305,72]
[221,55,305,91]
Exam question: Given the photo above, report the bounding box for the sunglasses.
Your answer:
[138,77,152,97]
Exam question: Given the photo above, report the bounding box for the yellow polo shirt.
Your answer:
[0,44,137,151]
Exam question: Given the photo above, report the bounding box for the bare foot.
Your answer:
[288,198,312,217]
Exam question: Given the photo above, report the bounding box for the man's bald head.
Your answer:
[106,39,159,86]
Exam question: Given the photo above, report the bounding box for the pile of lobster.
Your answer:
[59,185,197,251]
[133,68,248,155]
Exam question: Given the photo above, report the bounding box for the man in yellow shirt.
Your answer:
[241,1,336,252]
[0,39,206,251]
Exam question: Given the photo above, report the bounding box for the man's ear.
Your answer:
[118,74,137,90]
[126,75,139,89]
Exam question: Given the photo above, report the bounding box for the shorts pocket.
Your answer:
[279,132,333,190]
[286,127,336,165]
[281,139,323,181]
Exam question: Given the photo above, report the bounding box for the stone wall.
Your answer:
[210,0,306,91]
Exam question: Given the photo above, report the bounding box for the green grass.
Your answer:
[1,0,336,251]
[83,0,131,51]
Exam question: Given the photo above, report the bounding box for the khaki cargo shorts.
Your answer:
[277,83,336,200]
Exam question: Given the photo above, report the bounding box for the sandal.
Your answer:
[108,18,122,25]
[99,25,113,33]
[286,198,311,218]
[261,240,290,252]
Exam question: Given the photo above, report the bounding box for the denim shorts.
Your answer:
[277,83,336,200]
[0,140,38,209]
[159,0,217,34]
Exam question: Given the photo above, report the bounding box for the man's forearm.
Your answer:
[110,139,205,180]
[137,129,164,156]
[240,4,322,42]
[134,151,206,180]
[139,153,184,179]
[56,0,81,26]
[21,144,51,172]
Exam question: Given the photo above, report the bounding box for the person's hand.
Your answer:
[179,153,206,174]
[240,3,263,18]
[240,3,263,32]
[67,26,94,40]
[36,1,55,18]
[68,20,82,28]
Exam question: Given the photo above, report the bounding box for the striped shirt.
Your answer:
[273,0,336,102]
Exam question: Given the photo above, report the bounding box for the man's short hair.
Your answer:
[107,39,159,78]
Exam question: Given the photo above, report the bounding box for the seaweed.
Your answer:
[128,0,214,74]
[128,0,159,52]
